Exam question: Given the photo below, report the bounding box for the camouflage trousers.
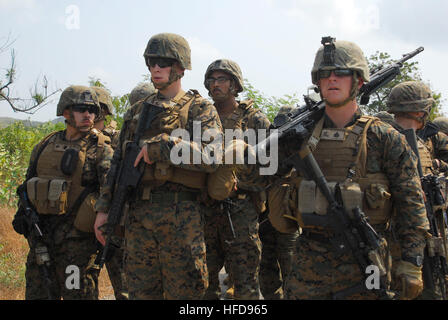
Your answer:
[285,232,388,300]
[25,215,99,300]
[125,199,208,300]
[259,217,299,299]
[203,197,261,300]
[105,242,128,300]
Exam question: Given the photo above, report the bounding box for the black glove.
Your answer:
[12,206,30,237]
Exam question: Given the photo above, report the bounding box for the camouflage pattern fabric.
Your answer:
[284,110,429,299]
[258,216,299,299]
[203,197,261,300]
[24,129,113,300]
[25,217,99,300]
[125,199,207,299]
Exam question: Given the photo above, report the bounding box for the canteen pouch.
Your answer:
[73,192,97,233]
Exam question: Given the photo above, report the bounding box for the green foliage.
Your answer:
[0,121,64,206]
[363,51,443,119]
[241,79,302,123]
[88,77,129,129]
[0,243,26,288]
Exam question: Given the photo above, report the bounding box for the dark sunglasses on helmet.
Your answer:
[318,69,354,79]
[71,105,99,115]
[147,57,177,68]
[205,76,231,86]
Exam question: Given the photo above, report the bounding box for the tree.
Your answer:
[88,77,130,129]
[241,79,303,123]
[362,51,443,119]
[0,33,60,114]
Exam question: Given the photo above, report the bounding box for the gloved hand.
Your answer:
[395,260,423,300]
[12,207,30,237]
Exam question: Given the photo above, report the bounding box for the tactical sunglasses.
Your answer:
[147,57,177,68]
[71,105,99,115]
[318,69,354,79]
[205,76,231,86]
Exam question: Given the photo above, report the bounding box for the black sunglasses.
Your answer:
[71,105,99,115]
[318,69,354,79]
[147,57,177,68]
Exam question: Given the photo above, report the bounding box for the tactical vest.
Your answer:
[294,116,393,230]
[221,100,258,131]
[26,129,107,232]
[126,90,207,190]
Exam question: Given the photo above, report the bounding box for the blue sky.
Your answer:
[1,0,447,122]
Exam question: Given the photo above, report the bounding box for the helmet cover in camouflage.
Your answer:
[143,33,191,70]
[311,38,370,84]
[374,111,395,124]
[56,85,100,116]
[432,117,448,135]
[91,86,114,117]
[204,59,244,93]
[387,81,435,115]
[129,82,156,106]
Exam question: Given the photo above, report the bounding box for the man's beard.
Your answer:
[210,89,233,103]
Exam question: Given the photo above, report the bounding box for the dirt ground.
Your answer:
[0,206,114,300]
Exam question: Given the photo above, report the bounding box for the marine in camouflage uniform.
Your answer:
[201,59,269,300]
[433,117,448,136]
[91,86,128,300]
[94,33,223,300]
[387,81,448,300]
[274,38,429,300]
[13,85,114,299]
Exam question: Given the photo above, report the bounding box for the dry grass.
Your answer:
[0,206,114,300]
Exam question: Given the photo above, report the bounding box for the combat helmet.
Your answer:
[387,81,435,116]
[273,105,297,128]
[143,33,191,70]
[91,86,114,120]
[204,59,244,94]
[57,85,100,116]
[311,36,370,85]
[374,111,395,125]
[129,82,156,106]
[433,116,448,135]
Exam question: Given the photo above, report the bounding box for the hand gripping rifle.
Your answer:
[98,102,164,268]
[16,184,54,300]
[402,129,448,300]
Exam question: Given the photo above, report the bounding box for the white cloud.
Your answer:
[0,0,35,10]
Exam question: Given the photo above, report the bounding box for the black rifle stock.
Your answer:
[16,184,54,300]
[98,102,164,268]
[402,128,448,299]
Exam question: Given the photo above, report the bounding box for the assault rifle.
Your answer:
[288,148,392,299]
[402,129,448,300]
[98,102,164,267]
[255,46,424,156]
[16,184,54,300]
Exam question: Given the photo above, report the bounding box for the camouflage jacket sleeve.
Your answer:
[236,107,273,192]
[368,121,429,259]
[155,93,224,173]
[431,132,448,172]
